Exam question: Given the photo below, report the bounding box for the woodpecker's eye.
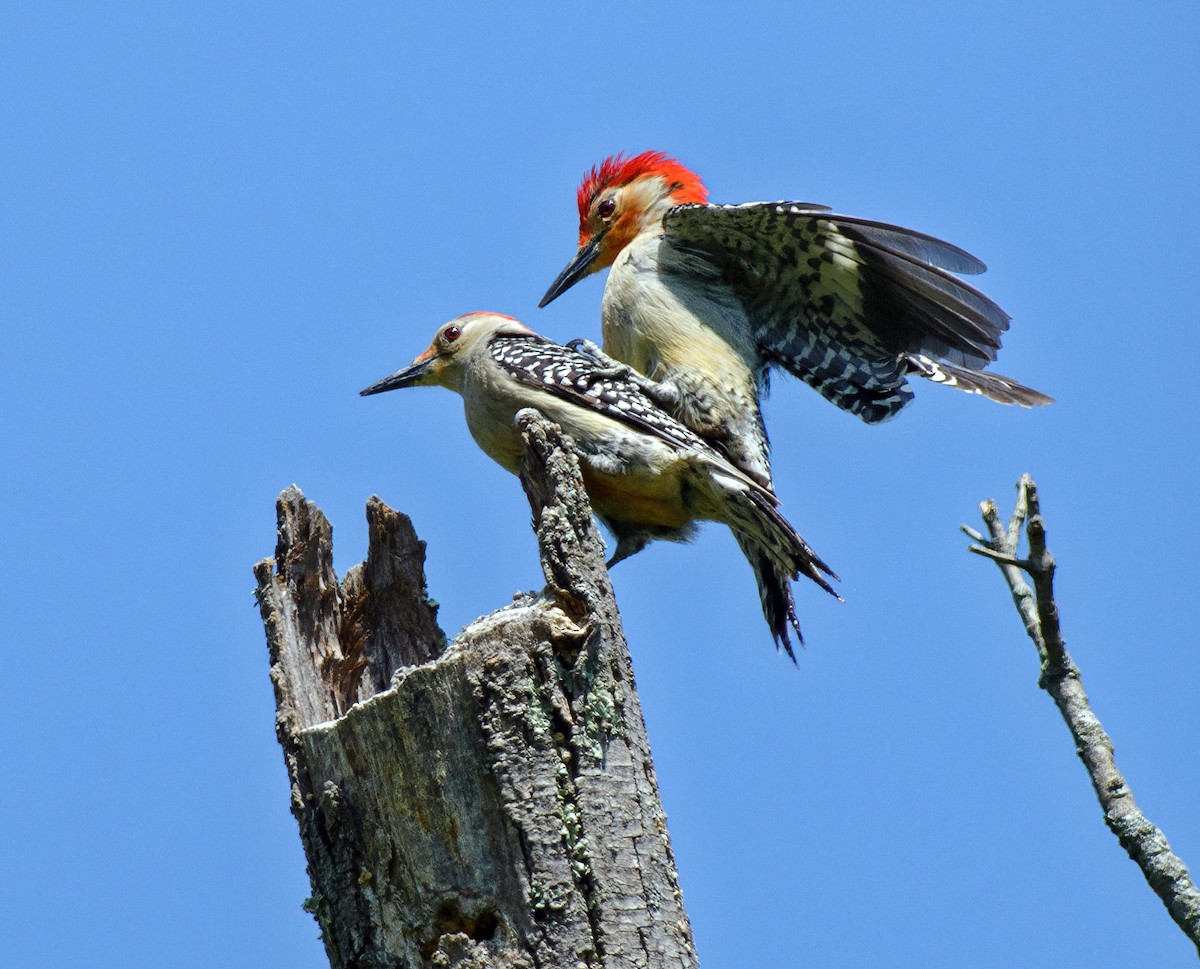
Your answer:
[442,325,461,343]
[598,197,617,219]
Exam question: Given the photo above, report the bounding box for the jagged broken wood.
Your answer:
[964,475,1200,955]
[253,409,697,969]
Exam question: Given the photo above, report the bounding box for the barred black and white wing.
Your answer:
[489,334,712,455]
[663,202,1050,422]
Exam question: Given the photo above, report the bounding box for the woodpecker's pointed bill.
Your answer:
[360,356,435,395]
[539,235,603,308]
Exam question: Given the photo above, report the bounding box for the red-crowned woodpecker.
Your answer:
[541,151,1052,489]
[361,312,840,657]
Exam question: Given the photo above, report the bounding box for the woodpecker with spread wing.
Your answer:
[361,312,839,657]
[540,151,1052,489]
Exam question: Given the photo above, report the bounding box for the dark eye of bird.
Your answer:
[443,325,461,343]
[598,198,616,219]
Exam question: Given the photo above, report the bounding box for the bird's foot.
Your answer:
[565,338,637,379]
[565,339,683,411]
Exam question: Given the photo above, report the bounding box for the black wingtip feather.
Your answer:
[830,215,989,275]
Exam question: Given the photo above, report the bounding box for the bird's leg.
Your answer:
[565,338,684,411]
[672,383,729,441]
[565,337,621,370]
[566,340,729,445]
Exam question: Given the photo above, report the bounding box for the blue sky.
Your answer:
[3,3,1197,966]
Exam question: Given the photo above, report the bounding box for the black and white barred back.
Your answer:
[663,202,1051,423]
[489,334,713,454]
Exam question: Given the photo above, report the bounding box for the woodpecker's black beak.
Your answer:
[359,356,436,396]
[539,234,604,308]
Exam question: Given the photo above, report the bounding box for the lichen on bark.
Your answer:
[254,410,697,968]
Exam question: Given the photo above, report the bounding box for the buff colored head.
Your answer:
[540,152,708,307]
[360,312,531,395]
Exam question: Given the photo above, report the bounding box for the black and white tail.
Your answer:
[904,354,1053,409]
[724,486,840,662]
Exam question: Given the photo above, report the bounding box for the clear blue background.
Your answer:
[3,3,1197,966]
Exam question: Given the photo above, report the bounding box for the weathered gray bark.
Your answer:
[254,410,697,969]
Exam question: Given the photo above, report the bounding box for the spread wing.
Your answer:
[662,202,1015,422]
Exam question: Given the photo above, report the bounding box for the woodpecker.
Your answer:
[540,151,1052,489]
[360,312,840,656]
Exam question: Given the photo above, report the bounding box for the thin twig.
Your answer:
[965,544,1028,569]
[961,484,1045,661]
[965,476,1200,955]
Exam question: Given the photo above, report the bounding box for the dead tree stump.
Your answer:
[253,411,698,969]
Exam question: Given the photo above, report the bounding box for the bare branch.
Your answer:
[962,483,1046,661]
[965,544,1027,569]
[966,476,1200,954]
[960,524,988,544]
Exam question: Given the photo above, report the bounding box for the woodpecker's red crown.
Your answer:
[575,151,708,232]
[539,152,710,308]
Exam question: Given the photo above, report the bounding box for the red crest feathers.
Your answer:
[461,311,518,323]
[575,151,708,224]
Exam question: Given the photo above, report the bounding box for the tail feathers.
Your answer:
[736,535,803,661]
[905,354,1053,408]
[728,491,841,661]
[744,489,840,596]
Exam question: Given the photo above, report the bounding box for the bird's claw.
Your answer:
[568,339,641,381]
[566,337,605,360]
